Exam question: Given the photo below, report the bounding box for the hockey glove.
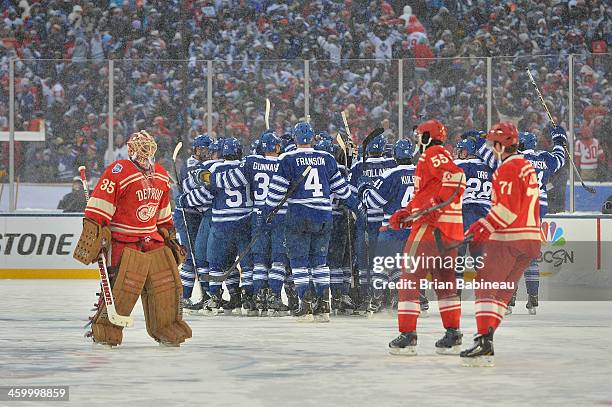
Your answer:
[550,125,568,146]
[357,179,373,201]
[389,208,413,230]
[198,169,212,186]
[419,197,443,225]
[178,192,190,209]
[159,227,187,265]
[73,218,111,265]
[466,218,495,242]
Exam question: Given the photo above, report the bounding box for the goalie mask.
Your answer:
[127,131,157,171]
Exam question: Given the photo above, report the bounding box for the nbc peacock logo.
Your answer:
[541,221,566,246]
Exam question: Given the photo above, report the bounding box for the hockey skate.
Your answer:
[285,282,299,314]
[367,290,384,316]
[388,332,418,356]
[266,290,290,317]
[435,328,463,355]
[240,289,258,317]
[354,291,371,316]
[526,294,538,315]
[506,291,517,315]
[255,288,269,317]
[181,296,205,315]
[460,328,495,367]
[203,291,224,316]
[312,289,331,323]
[331,290,355,316]
[294,291,314,322]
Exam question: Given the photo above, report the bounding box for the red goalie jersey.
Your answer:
[84,160,173,242]
[409,145,466,241]
[483,155,541,242]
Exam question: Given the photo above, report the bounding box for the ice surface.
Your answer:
[1,280,611,407]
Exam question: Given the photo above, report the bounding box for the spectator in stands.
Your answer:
[574,126,605,181]
[0,0,608,190]
[57,176,87,213]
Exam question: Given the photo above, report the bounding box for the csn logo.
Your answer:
[537,221,574,267]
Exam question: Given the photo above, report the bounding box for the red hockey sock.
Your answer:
[475,299,506,335]
[397,300,420,332]
[439,297,461,329]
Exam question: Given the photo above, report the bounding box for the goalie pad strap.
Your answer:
[91,248,150,345]
[73,218,111,265]
[141,247,192,345]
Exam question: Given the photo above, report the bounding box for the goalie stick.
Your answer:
[526,68,596,194]
[79,166,134,328]
[204,165,313,283]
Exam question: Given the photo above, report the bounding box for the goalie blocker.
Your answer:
[74,131,191,347]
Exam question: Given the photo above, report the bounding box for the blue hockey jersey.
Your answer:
[455,158,493,209]
[215,154,288,217]
[182,159,221,211]
[362,164,416,227]
[478,144,565,216]
[266,148,350,222]
[332,165,350,216]
[349,157,397,223]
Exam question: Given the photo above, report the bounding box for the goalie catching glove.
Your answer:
[73,218,111,265]
[158,227,186,265]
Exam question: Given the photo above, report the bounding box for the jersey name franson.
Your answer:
[295,156,326,166]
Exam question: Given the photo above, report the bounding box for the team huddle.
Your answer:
[73,117,567,366]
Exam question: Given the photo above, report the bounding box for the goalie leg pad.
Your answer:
[91,247,151,345]
[141,247,192,345]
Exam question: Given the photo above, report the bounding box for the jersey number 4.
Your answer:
[305,168,324,197]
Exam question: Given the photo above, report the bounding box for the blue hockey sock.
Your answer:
[292,267,310,299]
[312,265,330,296]
[525,260,540,296]
[268,262,286,295]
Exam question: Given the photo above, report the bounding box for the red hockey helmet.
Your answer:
[487,122,519,147]
[415,119,448,143]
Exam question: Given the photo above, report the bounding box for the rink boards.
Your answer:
[0,213,610,282]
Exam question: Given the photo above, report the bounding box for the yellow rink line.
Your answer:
[0,269,99,279]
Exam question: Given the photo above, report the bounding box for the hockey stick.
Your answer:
[205,165,313,283]
[336,127,355,288]
[171,142,199,278]
[396,180,465,227]
[340,111,354,168]
[265,98,271,129]
[433,228,473,256]
[526,68,596,194]
[78,166,134,328]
